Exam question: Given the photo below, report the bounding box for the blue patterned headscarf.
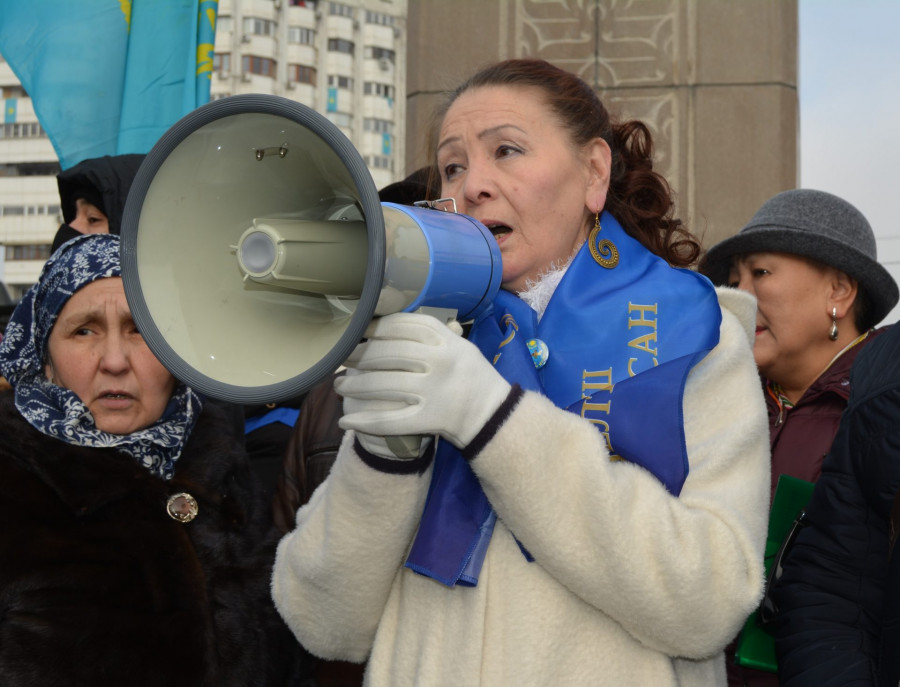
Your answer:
[0,234,202,479]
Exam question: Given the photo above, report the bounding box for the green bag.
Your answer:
[734,474,816,672]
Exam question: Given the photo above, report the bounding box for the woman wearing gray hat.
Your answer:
[700,187,899,687]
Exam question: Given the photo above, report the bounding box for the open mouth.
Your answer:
[486,223,512,240]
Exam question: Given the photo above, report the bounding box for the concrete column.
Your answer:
[405,0,798,247]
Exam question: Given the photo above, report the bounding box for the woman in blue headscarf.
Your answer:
[0,234,307,686]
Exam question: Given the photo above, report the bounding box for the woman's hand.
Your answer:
[335,313,511,450]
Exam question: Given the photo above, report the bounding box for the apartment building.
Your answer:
[0,0,407,300]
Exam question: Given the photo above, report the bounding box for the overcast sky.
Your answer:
[799,0,900,324]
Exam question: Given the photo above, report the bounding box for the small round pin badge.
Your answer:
[526,338,549,369]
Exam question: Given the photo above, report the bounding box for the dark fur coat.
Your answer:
[0,391,307,686]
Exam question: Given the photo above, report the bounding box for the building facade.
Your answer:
[2,0,798,302]
[0,65,59,300]
[405,0,799,250]
[0,0,408,300]
[211,0,407,189]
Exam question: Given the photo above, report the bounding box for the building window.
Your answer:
[0,122,46,139]
[0,203,59,217]
[288,65,317,85]
[365,155,392,170]
[242,55,277,77]
[365,10,394,26]
[327,38,354,55]
[5,244,51,261]
[217,16,233,33]
[363,118,393,135]
[290,0,316,7]
[328,2,354,18]
[364,46,395,63]
[327,75,353,89]
[363,82,394,99]
[288,26,316,45]
[243,17,276,36]
[214,53,231,72]
[327,112,352,129]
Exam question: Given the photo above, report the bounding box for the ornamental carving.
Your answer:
[512,0,678,88]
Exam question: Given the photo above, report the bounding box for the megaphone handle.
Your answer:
[385,435,430,459]
[412,306,460,326]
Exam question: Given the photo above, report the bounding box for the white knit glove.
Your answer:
[335,312,512,450]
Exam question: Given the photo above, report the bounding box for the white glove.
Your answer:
[340,370,432,460]
[335,312,512,450]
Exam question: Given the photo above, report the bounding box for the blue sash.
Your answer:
[404,212,721,587]
[244,406,301,434]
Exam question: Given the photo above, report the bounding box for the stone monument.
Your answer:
[405,0,798,248]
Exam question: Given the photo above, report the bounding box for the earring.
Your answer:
[588,212,619,269]
[829,307,839,341]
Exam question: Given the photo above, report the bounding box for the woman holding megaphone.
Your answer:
[273,58,770,687]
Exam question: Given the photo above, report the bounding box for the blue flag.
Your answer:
[0,0,218,170]
[4,98,16,124]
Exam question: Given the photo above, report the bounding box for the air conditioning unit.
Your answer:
[378,57,391,71]
[217,71,231,80]
[241,34,252,43]
[241,73,252,82]
[286,81,297,90]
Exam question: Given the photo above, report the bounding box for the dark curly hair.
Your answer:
[428,59,700,268]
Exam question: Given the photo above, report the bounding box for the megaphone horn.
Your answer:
[120,94,501,404]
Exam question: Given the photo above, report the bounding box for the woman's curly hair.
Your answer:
[429,58,701,268]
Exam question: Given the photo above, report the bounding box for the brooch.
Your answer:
[166,492,199,523]
[526,338,549,369]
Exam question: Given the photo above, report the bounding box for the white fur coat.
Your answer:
[273,288,769,686]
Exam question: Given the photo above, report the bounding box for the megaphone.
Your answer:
[120,95,501,404]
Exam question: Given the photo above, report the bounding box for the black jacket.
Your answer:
[772,323,900,686]
[0,391,308,686]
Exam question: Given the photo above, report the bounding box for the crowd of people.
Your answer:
[0,57,896,686]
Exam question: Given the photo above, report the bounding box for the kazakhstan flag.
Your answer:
[4,98,16,124]
[0,0,218,170]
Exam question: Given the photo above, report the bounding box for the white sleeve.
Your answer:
[271,431,432,661]
[469,287,770,658]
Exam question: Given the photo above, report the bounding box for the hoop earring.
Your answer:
[829,307,839,341]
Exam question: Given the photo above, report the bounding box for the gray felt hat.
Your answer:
[700,188,899,328]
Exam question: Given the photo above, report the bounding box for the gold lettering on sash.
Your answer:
[626,302,659,377]
[581,368,613,396]
[581,399,611,415]
[627,302,658,329]
[627,332,657,356]
[627,356,659,376]
[581,368,620,459]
